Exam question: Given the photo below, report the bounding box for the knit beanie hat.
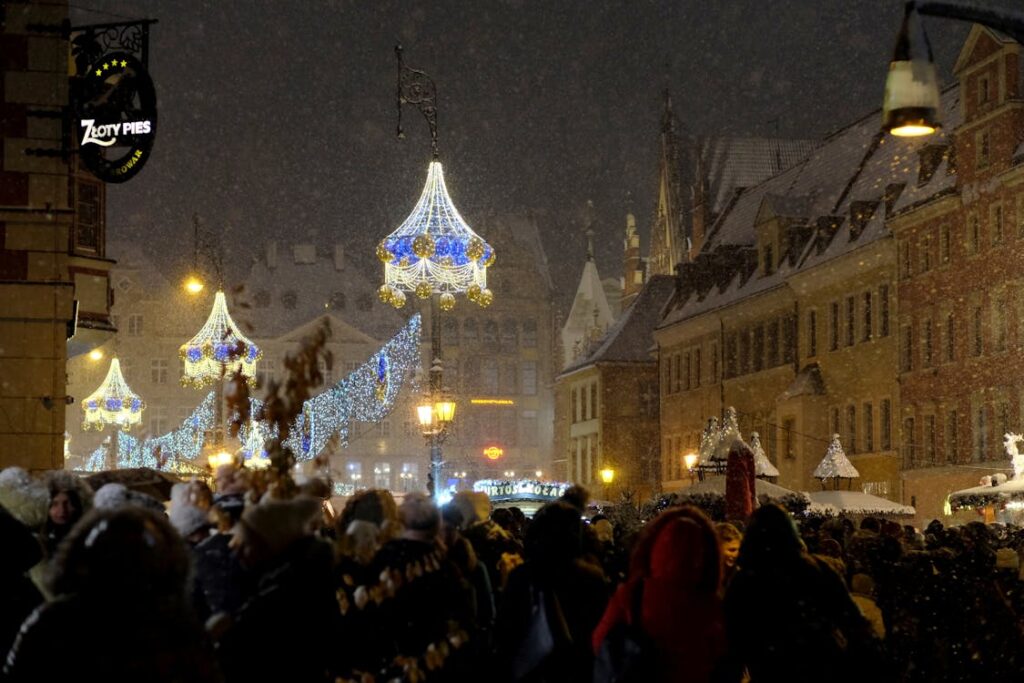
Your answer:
[239,496,321,554]
[93,483,166,513]
[169,503,212,539]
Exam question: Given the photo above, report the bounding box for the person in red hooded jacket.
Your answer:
[592,505,726,682]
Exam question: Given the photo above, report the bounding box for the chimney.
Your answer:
[266,241,277,270]
[333,245,345,271]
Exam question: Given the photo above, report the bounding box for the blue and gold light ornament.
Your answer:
[377,161,495,311]
[179,291,262,388]
[82,357,145,431]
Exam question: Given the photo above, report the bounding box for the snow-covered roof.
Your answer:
[949,477,1024,510]
[813,435,860,481]
[778,363,826,401]
[705,137,819,214]
[561,275,675,374]
[660,85,960,329]
[563,258,614,337]
[806,490,915,517]
[676,475,807,501]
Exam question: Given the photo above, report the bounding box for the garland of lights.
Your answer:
[99,315,422,470]
[82,358,145,431]
[179,291,262,388]
[377,162,495,311]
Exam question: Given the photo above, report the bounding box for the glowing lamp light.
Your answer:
[882,2,941,137]
[683,453,699,471]
[207,450,234,470]
[417,404,434,428]
[82,358,145,432]
[435,400,456,424]
[599,467,615,485]
[179,291,262,388]
[183,276,205,295]
[377,161,495,309]
[88,349,104,361]
[484,446,504,461]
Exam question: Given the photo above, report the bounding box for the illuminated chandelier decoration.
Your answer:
[377,45,495,312]
[377,161,495,311]
[179,291,262,388]
[82,358,145,431]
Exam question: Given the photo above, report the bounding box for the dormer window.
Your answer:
[762,244,774,276]
[978,75,990,105]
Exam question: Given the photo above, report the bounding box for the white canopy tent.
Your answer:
[806,490,915,517]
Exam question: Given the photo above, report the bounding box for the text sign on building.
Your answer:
[75,52,157,183]
[473,479,570,502]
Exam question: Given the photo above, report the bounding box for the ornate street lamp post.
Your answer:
[377,45,496,500]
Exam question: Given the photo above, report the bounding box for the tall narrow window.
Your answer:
[920,236,931,273]
[739,331,751,375]
[974,406,987,461]
[845,297,855,346]
[940,223,951,263]
[763,244,774,275]
[725,336,737,378]
[783,418,796,459]
[976,130,990,169]
[694,348,701,387]
[924,415,936,464]
[879,285,890,337]
[846,405,857,454]
[683,352,691,390]
[903,417,916,466]
[767,321,779,367]
[862,292,872,341]
[946,410,958,463]
[993,298,1007,352]
[991,204,1004,244]
[808,310,818,357]
[922,319,933,367]
[969,213,981,253]
[972,306,983,356]
[590,382,598,420]
[997,401,1010,448]
[863,403,874,452]
[945,313,955,362]
[673,353,682,393]
[829,302,840,351]
[710,343,718,383]
[881,399,892,450]
[753,326,764,372]
[900,325,914,372]
[782,316,796,363]
[831,407,841,437]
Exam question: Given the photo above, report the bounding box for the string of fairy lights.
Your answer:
[80,301,421,471]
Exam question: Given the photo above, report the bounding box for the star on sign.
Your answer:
[94,69,102,76]
[120,60,127,67]
[103,63,109,70]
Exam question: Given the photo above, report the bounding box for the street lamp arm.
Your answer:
[916,1,1024,45]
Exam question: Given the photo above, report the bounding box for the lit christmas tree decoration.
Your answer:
[377,162,495,308]
[81,358,145,431]
[749,431,780,479]
[179,290,262,388]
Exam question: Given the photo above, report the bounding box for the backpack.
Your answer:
[593,580,658,683]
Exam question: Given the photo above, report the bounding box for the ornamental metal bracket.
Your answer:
[395,44,440,159]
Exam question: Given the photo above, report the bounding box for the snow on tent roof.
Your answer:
[675,475,807,501]
[949,477,1024,510]
[806,490,915,517]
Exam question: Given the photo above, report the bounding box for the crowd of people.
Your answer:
[1,465,1023,682]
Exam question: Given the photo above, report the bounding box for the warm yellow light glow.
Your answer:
[484,446,504,461]
[683,453,699,471]
[88,349,104,361]
[600,467,615,484]
[535,470,543,478]
[183,276,205,295]
[417,404,434,428]
[208,450,234,469]
[434,400,456,423]
[890,124,936,137]
[470,398,515,406]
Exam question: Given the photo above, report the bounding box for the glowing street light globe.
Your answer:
[82,358,145,431]
[179,290,262,388]
[377,161,495,309]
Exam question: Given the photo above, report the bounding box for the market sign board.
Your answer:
[473,479,570,503]
[74,51,157,183]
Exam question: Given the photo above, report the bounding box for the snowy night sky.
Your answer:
[71,0,969,310]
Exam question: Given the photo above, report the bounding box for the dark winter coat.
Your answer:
[216,536,338,683]
[193,532,252,616]
[722,505,887,683]
[496,558,608,683]
[0,506,43,659]
[3,594,220,683]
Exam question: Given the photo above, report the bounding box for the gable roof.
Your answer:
[561,274,676,375]
[660,84,961,329]
[273,313,379,345]
[563,258,614,338]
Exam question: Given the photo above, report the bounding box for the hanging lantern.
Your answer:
[379,161,495,308]
[82,358,145,431]
[179,291,262,388]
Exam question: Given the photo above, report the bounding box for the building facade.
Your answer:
[894,26,1024,521]
[1,0,115,471]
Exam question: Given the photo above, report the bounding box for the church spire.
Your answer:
[648,89,685,277]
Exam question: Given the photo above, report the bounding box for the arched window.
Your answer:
[483,320,498,344]
[463,319,478,343]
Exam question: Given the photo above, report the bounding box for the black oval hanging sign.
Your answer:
[75,51,157,183]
